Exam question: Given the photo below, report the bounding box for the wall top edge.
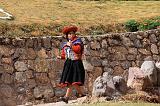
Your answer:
[0,29,159,39]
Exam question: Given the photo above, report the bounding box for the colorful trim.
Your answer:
[57,82,83,88]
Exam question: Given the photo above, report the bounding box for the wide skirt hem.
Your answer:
[58,82,83,87]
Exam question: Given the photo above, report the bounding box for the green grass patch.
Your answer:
[77,102,160,106]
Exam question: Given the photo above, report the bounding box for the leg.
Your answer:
[60,85,72,104]
[73,84,84,97]
[65,85,72,97]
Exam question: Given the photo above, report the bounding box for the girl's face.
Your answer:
[67,31,75,40]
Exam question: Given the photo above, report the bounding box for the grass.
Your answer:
[77,102,160,106]
[0,0,160,36]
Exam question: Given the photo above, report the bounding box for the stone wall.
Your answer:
[0,29,160,105]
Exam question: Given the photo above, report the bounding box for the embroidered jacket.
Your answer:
[61,37,84,60]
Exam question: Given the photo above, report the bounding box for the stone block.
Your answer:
[35,58,49,72]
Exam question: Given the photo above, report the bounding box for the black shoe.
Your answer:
[59,97,69,104]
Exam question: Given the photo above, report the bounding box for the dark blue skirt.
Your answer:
[59,59,85,87]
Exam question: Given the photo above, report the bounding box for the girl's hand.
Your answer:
[66,41,71,46]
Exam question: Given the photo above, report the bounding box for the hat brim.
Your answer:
[62,26,78,34]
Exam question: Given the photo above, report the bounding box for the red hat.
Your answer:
[62,26,78,34]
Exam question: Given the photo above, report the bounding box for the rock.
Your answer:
[149,34,157,43]
[129,33,137,41]
[13,48,27,60]
[121,61,131,69]
[100,49,109,58]
[2,98,16,106]
[16,94,29,105]
[35,58,49,72]
[157,41,160,47]
[28,79,37,89]
[144,56,153,61]
[90,50,100,57]
[102,59,109,67]
[151,44,159,54]
[83,45,90,56]
[15,72,27,83]
[103,67,113,74]
[16,86,26,94]
[37,48,48,59]
[92,72,115,97]
[155,61,160,69]
[141,61,157,86]
[127,67,145,88]
[93,67,103,77]
[128,48,138,55]
[81,37,87,45]
[26,48,37,59]
[54,87,66,97]
[46,48,60,58]
[155,61,160,86]
[34,86,54,100]
[33,38,42,50]
[138,49,151,55]
[70,96,88,104]
[35,73,50,85]
[42,37,51,49]
[1,57,12,64]
[127,55,136,61]
[1,38,11,45]
[101,39,108,49]
[132,77,149,91]
[27,60,36,70]
[3,64,14,74]
[90,41,101,50]
[113,76,127,94]
[33,87,43,99]
[108,38,120,46]
[83,60,94,71]
[0,97,4,106]
[51,39,61,48]
[26,38,34,48]
[14,61,28,72]
[0,65,4,74]
[0,84,16,98]
[86,66,104,94]
[25,70,34,79]
[115,53,126,60]
[142,38,150,48]
[109,61,119,68]
[48,59,64,72]
[133,39,142,48]
[141,31,148,38]
[43,86,55,99]
[153,55,160,61]
[1,73,13,84]
[112,47,128,54]
[90,57,102,67]
[122,37,133,47]
[137,35,143,39]
[113,66,124,76]
[24,102,33,106]
[0,45,14,57]
[12,38,26,47]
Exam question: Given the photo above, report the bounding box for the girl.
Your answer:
[58,26,85,103]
